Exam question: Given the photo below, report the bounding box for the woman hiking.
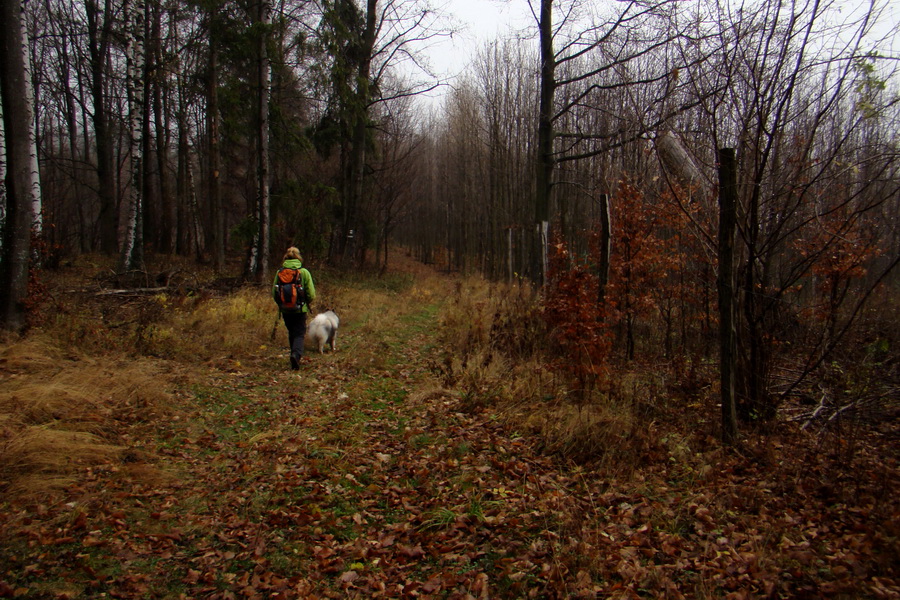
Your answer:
[272,247,316,370]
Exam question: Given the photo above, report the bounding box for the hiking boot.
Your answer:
[290,355,300,370]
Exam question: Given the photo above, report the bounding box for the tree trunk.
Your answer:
[176,120,190,256]
[173,16,191,257]
[597,193,610,313]
[155,71,174,253]
[248,0,271,282]
[0,0,42,331]
[152,0,175,254]
[54,14,90,252]
[343,0,378,267]
[207,18,224,270]
[742,183,764,421]
[185,140,203,260]
[535,0,555,286]
[120,0,147,272]
[718,148,738,444]
[86,0,118,254]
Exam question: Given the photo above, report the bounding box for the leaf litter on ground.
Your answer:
[0,256,897,599]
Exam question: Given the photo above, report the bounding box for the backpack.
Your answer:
[274,268,307,310]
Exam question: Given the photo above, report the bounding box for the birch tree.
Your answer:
[0,0,43,331]
[120,0,147,271]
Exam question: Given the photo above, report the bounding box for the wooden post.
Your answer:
[597,193,611,313]
[718,148,738,444]
[507,227,513,282]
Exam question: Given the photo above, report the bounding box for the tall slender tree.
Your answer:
[246,0,272,282]
[206,5,224,270]
[0,0,43,331]
[535,0,554,285]
[121,0,148,271]
[86,0,118,254]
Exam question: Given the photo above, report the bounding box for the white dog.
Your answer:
[305,310,339,353]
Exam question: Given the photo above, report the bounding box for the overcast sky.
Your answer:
[437,0,534,70]
[411,0,900,107]
[414,0,537,104]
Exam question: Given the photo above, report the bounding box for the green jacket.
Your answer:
[272,259,316,313]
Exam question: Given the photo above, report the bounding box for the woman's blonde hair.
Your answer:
[283,247,302,261]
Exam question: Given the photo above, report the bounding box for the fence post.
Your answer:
[718,148,738,444]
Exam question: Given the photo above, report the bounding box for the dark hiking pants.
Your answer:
[282,311,307,360]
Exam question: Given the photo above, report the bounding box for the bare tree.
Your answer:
[313,0,450,266]
[692,0,900,420]
[530,0,718,284]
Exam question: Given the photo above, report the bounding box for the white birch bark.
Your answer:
[120,0,146,272]
[20,0,41,234]
[0,0,42,330]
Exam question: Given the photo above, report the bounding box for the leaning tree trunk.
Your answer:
[656,131,706,193]
[0,0,42,331]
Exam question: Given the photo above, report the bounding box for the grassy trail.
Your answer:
[2,260,897,599]
[0,271,579,599]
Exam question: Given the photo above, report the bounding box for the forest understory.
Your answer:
[0,252,897,599]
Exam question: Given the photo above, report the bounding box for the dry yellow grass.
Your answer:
[0,336,66,373]
[436,275,655,463]
[2,427,122,495]
[0,335,175,497]
[0,258,440,499]
[132,287,275,360]
[1,259,652,499]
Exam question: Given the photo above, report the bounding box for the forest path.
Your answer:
[131,269,579,598]
[3,257,895,599]
[0,264,585,599]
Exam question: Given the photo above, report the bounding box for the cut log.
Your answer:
[656,131,706,192]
